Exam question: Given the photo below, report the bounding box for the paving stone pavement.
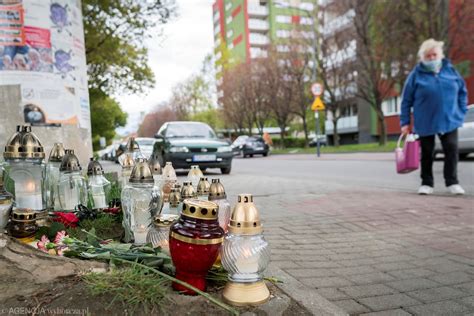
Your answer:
[213,169,474,315]
[102,155,474,315]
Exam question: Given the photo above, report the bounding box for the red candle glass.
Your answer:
[169,199,224,295]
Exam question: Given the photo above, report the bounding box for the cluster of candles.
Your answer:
[120,137,271,306]
[0,129,271,306]
[0,125,112,238]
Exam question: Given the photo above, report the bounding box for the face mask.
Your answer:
[422,60,442,73]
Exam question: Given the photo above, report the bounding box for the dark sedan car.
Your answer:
[237,136,269,158]
[152,121,233,174]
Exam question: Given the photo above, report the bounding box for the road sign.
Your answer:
[311,97,325,111]
[311,83,323,96]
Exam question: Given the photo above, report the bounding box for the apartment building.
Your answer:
[212,0,316,96]
[321,0,474,145]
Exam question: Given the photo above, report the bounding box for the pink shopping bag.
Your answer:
[395,133,420,174]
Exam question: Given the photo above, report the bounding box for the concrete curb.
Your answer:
[268,263,348,316]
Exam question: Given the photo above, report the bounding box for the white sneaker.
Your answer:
[418,185,434,195]
[448,184,465,195]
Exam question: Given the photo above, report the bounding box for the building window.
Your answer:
[214,24,220,35]
[227,29,233,38]
[276,30,290,38]
[300,17,313,25]
[226,16,233,24]
[300,2,314,11]
[276,45,290,52]
[382,97,401,115]
[225,2,232,11]
[276,15,291,24]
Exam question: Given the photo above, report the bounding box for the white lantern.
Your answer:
[57,150,87,212]
[196,177,210,201]
[45,143,65,211]
[187,165,203,188]
[121,159,161,245]
[221,194,270,306]
[208,179,231,232]
[87,159,111,210]
[3,125,45,212]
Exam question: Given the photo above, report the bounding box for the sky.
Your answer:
[115,0,215,135]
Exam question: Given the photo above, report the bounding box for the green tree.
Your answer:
[89,89,127,150]
[82,0,175,145]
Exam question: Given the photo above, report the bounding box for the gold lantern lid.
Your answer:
[181,181,196,199]
[48,143,65,162]
[60,149,82,172]
[169,188,181,207]
[196,177,211,195]
[121,154,135,169]
[87,158,105,176]
[11,208,36,222]
[148,158,161,175]
[154,214,179,227]
[129,158,154,184]
[228,194,263,235]
[208,178,226,201]
[188,165,203,177]
[4,125,45,160]
[181,199,218,220]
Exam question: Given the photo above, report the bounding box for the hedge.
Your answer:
[271,137,307,148]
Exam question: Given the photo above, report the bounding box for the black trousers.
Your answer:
[419,129,459,187]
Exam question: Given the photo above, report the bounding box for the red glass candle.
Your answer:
[169,199,224,295]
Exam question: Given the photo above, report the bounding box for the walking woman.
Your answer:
[400,39,468,195]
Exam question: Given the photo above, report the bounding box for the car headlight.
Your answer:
[169,146,189,153]
[217,146,232,153]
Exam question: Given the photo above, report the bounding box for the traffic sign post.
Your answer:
[310,83,325,158]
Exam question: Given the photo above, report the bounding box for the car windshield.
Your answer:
[165,123,216,138]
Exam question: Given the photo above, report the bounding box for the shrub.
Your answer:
[271,137,307,148]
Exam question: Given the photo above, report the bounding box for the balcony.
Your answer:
[248,19,269,32]
[249,33,269,46]
[325,116,358,134]
[248,5,268,17]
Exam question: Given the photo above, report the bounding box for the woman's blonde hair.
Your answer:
[418,39,445,61]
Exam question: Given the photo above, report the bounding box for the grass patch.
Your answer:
[83,265,173,314]
[67,213,123,240]
[272,141,397,155]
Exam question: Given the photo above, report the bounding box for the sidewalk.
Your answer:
[262,190,474,315]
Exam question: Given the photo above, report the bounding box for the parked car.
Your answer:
[309,135,327,147]
[135,137,156,159]
[152,121,233,174]
[239,136,269,158]
[435,105,474,158]
[231,135,249,156]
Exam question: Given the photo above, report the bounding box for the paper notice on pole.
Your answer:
[0,0,90,131]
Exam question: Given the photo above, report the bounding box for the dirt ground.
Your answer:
[0,235,310,315]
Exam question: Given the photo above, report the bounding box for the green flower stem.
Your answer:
[113,257,239,316]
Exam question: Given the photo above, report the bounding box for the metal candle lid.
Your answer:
[228,194,263,235]
[181,199,218,220]
[196,177,211,196]
[60,149,82,172]
[154,214,179,227]
[87,158,105,176]
[188,165,203,177]
[48,143,65,162]
[148,158,161,175]
[169,188,181,208]
[208,178,226,201]
[121,154,135,169]
[4,125,45,160]
[11,208,36,222]
[181,182,196,199]
[129,158,154,184]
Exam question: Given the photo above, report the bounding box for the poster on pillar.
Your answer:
[0,0,90,131]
